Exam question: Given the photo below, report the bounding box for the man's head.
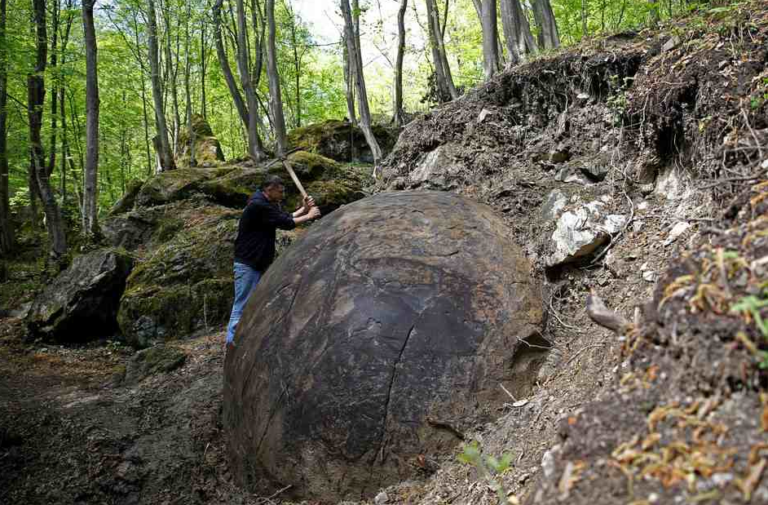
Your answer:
[261,175,286,203]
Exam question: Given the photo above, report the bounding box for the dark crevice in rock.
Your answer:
[254,386,288,457]
[375,324,416,465]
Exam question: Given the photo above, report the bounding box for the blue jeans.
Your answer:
[226,262,262,344]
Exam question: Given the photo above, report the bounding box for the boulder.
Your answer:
[287,119,398,163]
[135,166,235,208]
[109,179,144,216]
[224,191,545,501]
[26,249,134,342]
[117,206,239,348]
[198,152,366,213]
[102,211,157,251]
[176,114,225,167]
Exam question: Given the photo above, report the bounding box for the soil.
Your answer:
[2,3,767,505]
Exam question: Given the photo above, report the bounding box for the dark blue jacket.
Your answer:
[234,191,296,271]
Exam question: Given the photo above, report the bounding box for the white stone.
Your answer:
[664,222,691,246]
[540,189,568,221]
[603,214,627,234]
[541,445,561,479]
[546,202,626,267]
[477,108,492,123]
[375,492,389,504]
[643,271,656,282]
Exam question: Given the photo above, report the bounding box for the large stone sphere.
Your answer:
[223,191,545,501]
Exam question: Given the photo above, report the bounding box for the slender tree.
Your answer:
[265,0,287,155]
[393,0,407,125]
[0,0,12,254]
[213,0,248,127]
[342,33,356,124]
[58,0,74,207]
[235,0,266,162]
[479,0,500,80]
[30,0,67,263]
[47,0,59,176]
[183,1,196,166]
[82,0,99,237]
[500,0,537,64]
[341,0,382,173]
[425,0,457,101]
[147,0,176,172]
[532,0,560,50]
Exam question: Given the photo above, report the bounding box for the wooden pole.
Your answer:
[281,159,307,199]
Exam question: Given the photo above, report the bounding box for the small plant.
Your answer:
[730,291,768,339]
[457,440,514,504]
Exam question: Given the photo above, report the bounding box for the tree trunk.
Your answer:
[161,3,182,153]
[532,0,560,50]
[213,0,249,129]
[47,0,59,176]
[340,0,382,174]
[425,0,458,102]
[58,0,73,208]
[500,0,537,63]
[265,0,287,156]
[0,0,12,254]
[479,0,500,81]
[130,10,154,176]
[342,33,356,124]
[581,0,588,39]
[82,0,99,238]
[235,0,266,162]
[30,0,67,263]
[393,0,407,125]
[183,1,195,167]
[147,0,176,172]
[284,0,301,128]
[200,12,208,120]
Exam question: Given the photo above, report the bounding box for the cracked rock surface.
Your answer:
[223,191,545,501]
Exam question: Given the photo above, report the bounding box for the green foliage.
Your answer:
[1,0,726,243]
[730,290,768,339]
[457,440,513,504]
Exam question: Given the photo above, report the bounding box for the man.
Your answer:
[225,175,321,349]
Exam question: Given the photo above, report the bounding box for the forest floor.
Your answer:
[2,2,768,504]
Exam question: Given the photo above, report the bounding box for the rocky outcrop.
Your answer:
[287,119,398,163]
[224,191,546,501]
[176,114,225,167]
[26,249,134,342]
[116,205,240,348]
[109,179,144,216]
[105,151,369,347]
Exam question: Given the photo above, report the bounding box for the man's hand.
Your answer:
[304,195,316,208]
[293,205,321,225]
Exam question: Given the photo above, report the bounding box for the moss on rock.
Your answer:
[135,167,235,208]
[198,167,265,208]
[176,114,226,167]
[117,207,239,347]
[287,119,398,163]
[109,179,144,216]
